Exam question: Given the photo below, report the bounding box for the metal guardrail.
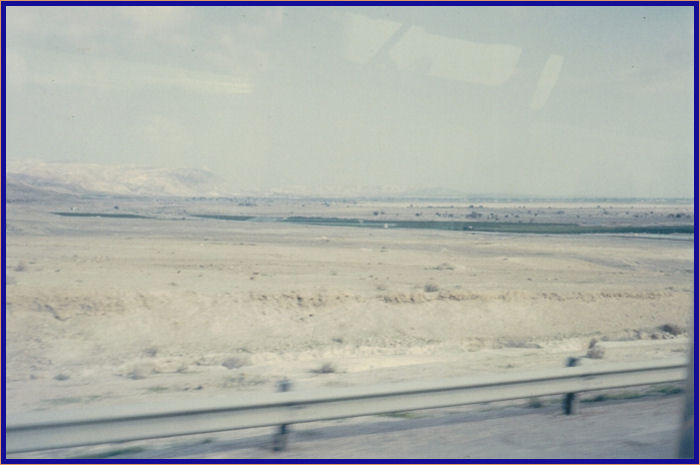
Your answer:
[5,357,687,454]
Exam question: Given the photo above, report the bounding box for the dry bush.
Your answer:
[311,362,337,374]
[142,346,158,358]
[586,338,605,359]
[658,324,684,336]
[432,263,455,271]
[499,339,542,349]
[424,283,439,293]
[222,357,249,370]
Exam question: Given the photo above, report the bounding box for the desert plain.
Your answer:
[4,196,694,422]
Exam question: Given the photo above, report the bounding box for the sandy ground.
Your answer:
[4,199,694,418]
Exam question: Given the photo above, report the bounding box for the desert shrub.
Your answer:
[147,386,169,393]
[659,324,684,336]
[587,346,605,359]
[500,338,542,349]
[311,362,337,374]
[433,263,455,271]
[142,346,158,357]
[586,339,605,359]
[424,283,439,293]
[222,357,248,369]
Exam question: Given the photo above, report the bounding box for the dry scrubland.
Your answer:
[4,198,694,414]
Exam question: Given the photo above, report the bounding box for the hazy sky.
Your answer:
[5,5,696,197]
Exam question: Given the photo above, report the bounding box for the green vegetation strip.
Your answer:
[189,213,692,234]
[282,216,694,235]
[190,214,255,221]
[53,212,151,219]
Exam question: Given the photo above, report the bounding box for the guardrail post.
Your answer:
[562,357,580,415]
[272,378,292,451]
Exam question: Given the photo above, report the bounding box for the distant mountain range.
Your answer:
[7,160,689,203]
[6,160,234,199]
[5,160,473,200]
